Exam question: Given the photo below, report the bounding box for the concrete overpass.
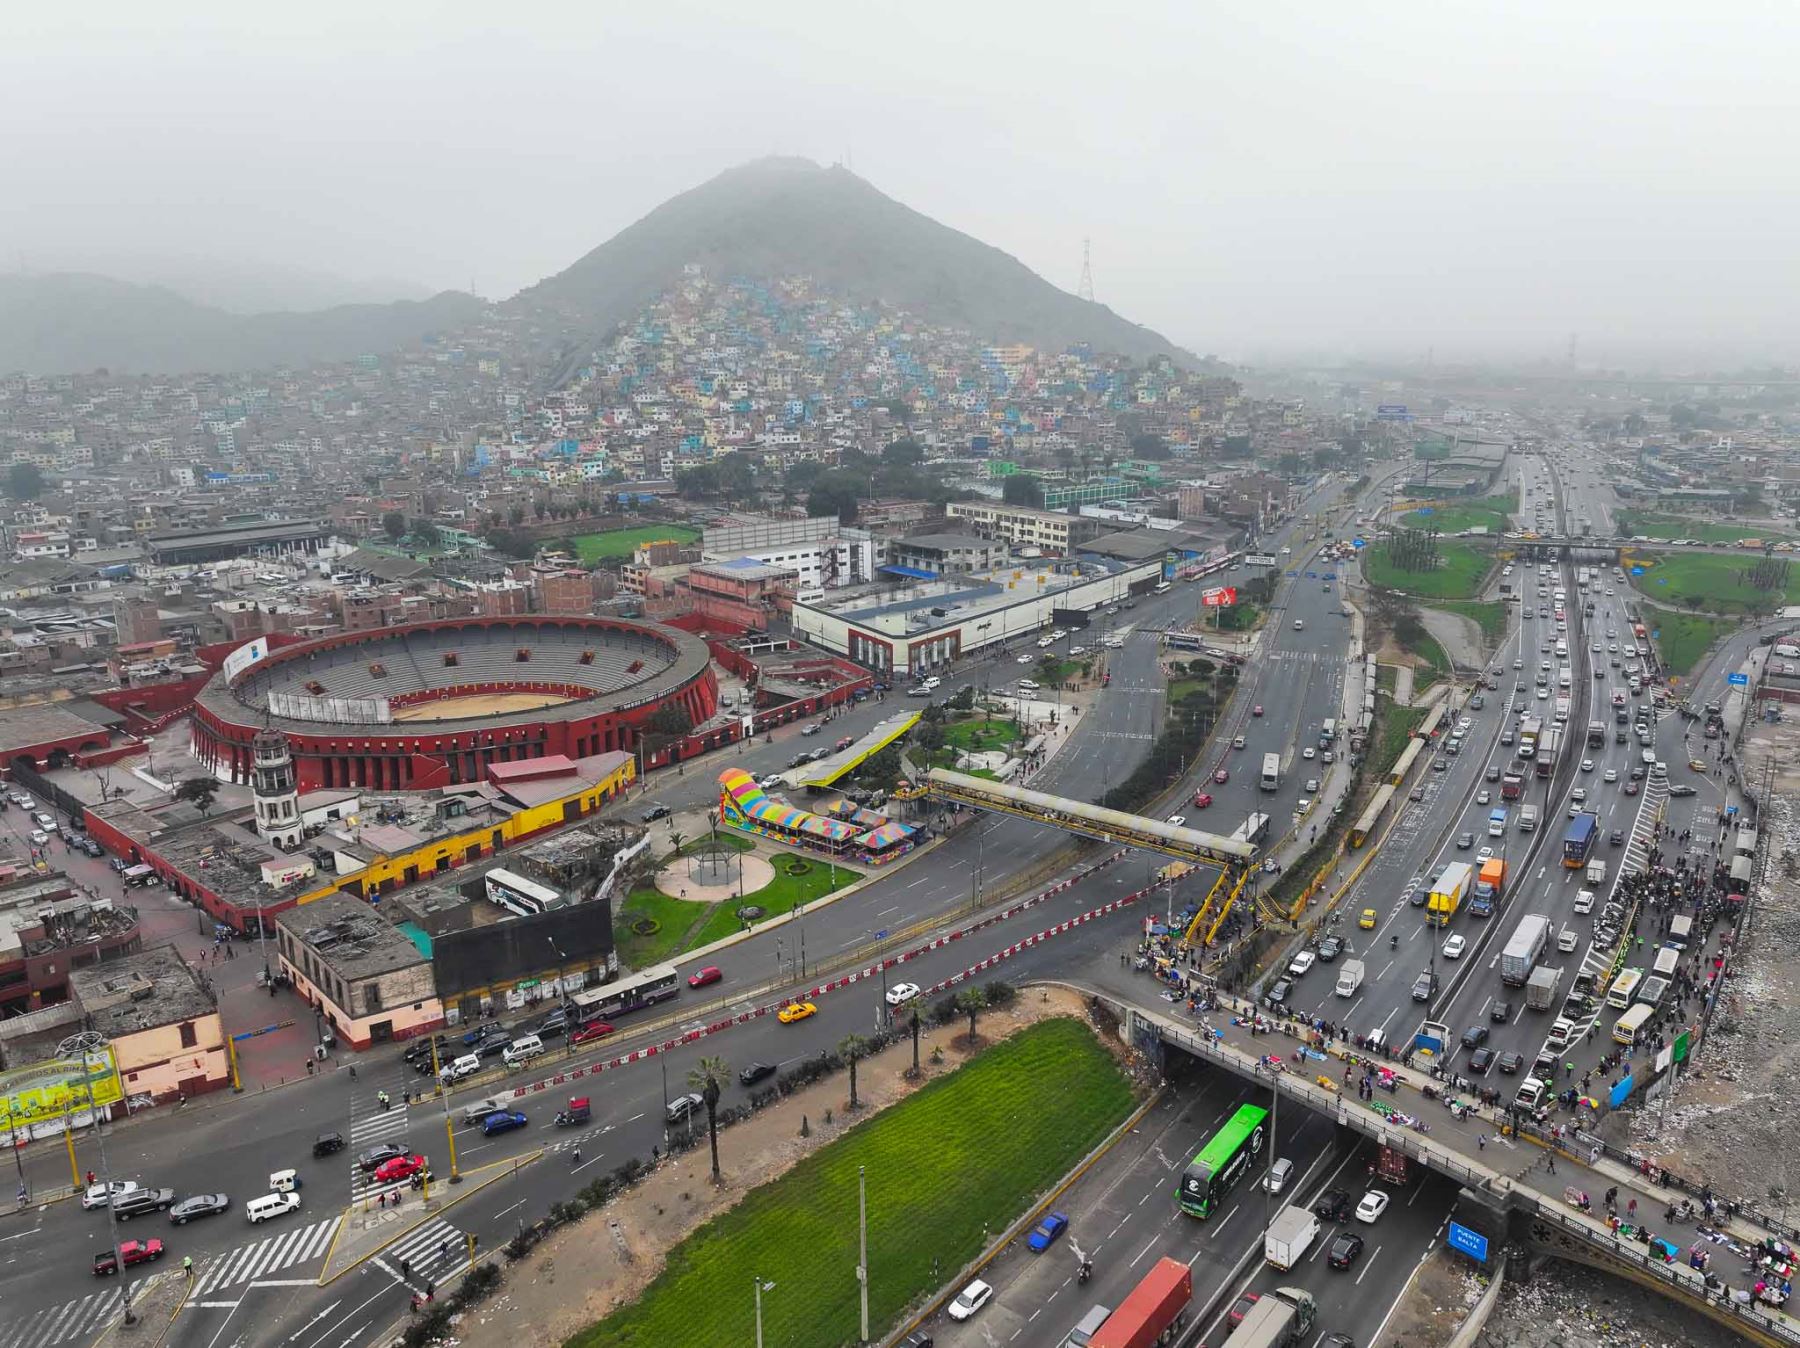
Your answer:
[1111,995,1800,1347]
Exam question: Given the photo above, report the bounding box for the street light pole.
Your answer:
[857,1165,870,1343]
[753,1277,774,1348]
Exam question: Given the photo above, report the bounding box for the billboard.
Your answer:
[221,637,271,684]
[1200,586,1238,608]
[0,1046,124,1131]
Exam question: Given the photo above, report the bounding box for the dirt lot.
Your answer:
[1377,1246,1485,1348]
[451,987,1112,1348]
[1629,724,1800,1219]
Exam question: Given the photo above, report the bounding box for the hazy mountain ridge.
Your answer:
[516,157,1192,370]
[0,273,484,375]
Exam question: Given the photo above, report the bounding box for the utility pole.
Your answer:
[857,1165,870,1342]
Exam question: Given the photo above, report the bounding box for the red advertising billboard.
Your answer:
[1200,586,1237,608]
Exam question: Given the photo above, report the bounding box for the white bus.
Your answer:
[484,868,563,918]
[1605,967,1644,1010]
[1259,752,1281,792]
[1651,946,1680,979]
[1230,813,1271,849]
[1320,718,1337,743]
[1153,581,1173,595]
[569,964,682,1021]
[1613,1003,1655,1046]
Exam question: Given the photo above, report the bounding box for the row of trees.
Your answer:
[1384,526,1443,574]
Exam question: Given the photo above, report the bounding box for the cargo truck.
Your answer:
[1586,857,1607,886]
[1264,1205,1320,1271]
[1225,1287,1318,1348]
[1427,861,1472,926]
[1518,715,1543,759]
[1563,812,1599,868]
[1587,720,1606,748]
[1501,914,1552,986]
[1525,964,1563,1010]
[1487,807,1507,836]
[1335,959,1365,997]
[1501,770,1524,801]
[1089,1256,1191,1348]
[1535,727,1561,778]
[1470,858,1506,916]
[1519,804,1539,832]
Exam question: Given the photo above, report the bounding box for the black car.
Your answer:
[1609,829,1626,845]
[1499,1050,1527,1075]
[1317,935,1344,962]
[1314,1187,1353,1222]
[1411,971,1438,1002]
[641,804,671,822]
[1669,784,1697,797]
[1409,885,1430,906]
[1327,1232,1366,1269]
[111,1186,176,1219]
[169,1192,230,1225]
[1266,978,1292,1007]
[534,1008,568,1038]
[312,1131,346,1158]
[899,1334,934,1348]
[1490,999,1511,1022]
[1460,1024,1489,1050]
[739,1062,777,1086]
[461,1021,505,1047]
[1469,1047,1496,1074]
[357,1143,407,1172]
[405,1036,448,1065]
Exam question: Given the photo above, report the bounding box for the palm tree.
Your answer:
[687,1056,728,1183]
[902,997,924,1078]
[955,986,987,1045]
[838,1033,870,1110]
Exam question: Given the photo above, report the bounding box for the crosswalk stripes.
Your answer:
[190,1216,342,1298]
[376,1219,468,1285]
[348,1102,413,1145]
[0,1285,121,1348]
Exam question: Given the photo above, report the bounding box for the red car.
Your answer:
[1192,791,1214,809]
[373,1153,428,1184]
[1213,768,1230,784]
[94,1239,163,1275]
[1252,705,1265,717]
[570,1020,615,1045]
[687,966,723,989]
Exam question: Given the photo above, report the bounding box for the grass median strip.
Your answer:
[566,1017,1135,1348]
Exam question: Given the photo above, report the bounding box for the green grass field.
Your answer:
[571,524,699,563]
[1626,551,1800,613]
[1649,611,1742,678]
[567,1018,1135,1348]
[614,849,858,966]
[1362,539,1492,600]
[1616,510,1792,546]
[1374,705,1428,778]
[1399,491,1517,535]
[1430,599,1508,643]
[1400,628,1450,684]
[941,717,1023,754]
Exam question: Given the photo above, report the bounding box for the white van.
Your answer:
[246,1191,301,1224]
[502,1034,545,1068]
[440,1053,481,1083]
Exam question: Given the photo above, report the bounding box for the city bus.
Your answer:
[1320,718,1336,743]
[1606,967,1644,1010]
[1154,581,1173,595]
[1613,1003,1655,1046]
[1260,752,1281,792]
[1178,1103,1268,1217]
[484,868,563,918]
[569,964,682,1021]
[1230,812,1271,850]
[1652,945,1680,979]
[1349,783,1395,849]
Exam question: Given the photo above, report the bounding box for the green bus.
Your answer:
[1178,1103,1269,1217]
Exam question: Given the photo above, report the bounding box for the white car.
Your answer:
[1288,951,1317,977]
[1476,789,1491,805]
[1580,759,1595,773]
[1571,786,1588,803]
[1442,934,1467,960]
[1016,654,1033,665]
[1165,815,1187,828]
[1537,687,1549,699]
[1302,746,1316,760]
[1476,847,1494,863]
[1574,890,1596,913]
[885,981,921,1007]
[1603,768,1618,783]
[948,1279,994,1321]
[1355,1190,1391,1223]
[29,830,49,845]
[82,1180,140,1210]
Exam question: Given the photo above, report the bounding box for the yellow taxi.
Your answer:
[777,1001,818,1025]
[1359,908,1378,929]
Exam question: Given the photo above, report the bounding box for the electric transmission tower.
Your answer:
[1077,238,1095,303]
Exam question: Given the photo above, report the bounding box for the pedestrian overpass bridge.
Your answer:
[1108,994,1796,1348]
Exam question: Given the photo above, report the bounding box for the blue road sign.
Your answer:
[1352,538,1366,549]
[1631,566,1645,575]
[1447,1222,1489,1263]
[1729,672,1750,686]
[1657,578,1669,585]
[1305,571,1317,578]
[1653,629,1661,640]
[1416,506,1436,515]
[1377,404,1409,414]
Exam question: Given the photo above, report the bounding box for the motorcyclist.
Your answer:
[1390,933,1399,949]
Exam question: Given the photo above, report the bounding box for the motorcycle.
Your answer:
[1078,1261,1092,1285]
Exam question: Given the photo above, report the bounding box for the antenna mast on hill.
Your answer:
[1077,238,1095,303]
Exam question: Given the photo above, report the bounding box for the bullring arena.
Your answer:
[190,616,720,793]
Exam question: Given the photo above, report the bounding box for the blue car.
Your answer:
[1026,1212,1068,1252]
[481,1109,529,1137]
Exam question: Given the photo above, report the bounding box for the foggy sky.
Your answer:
[6,1,1798,366]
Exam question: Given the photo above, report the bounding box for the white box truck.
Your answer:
[1264,1205,1321,1271]
[1586,858,1607,886]
[1335,959,1366,997]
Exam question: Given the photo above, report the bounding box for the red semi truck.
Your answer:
[1089,1256,1192,1348]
